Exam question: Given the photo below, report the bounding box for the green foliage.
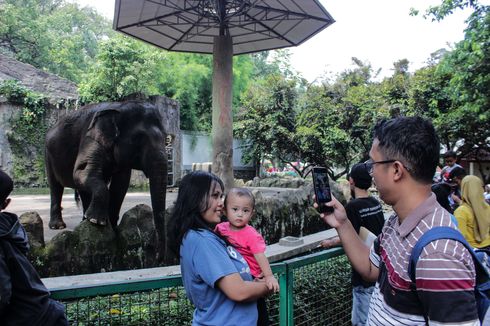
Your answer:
[295,59,389,179]
[0,0,112,83]
[408,1,490,182]
[65,288,194,325]
[0,80,49,185]
[293,254,352,325]
[235,74,302,173]
[78,35,162,103]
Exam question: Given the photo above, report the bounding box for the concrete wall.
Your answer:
[181,131,254,179]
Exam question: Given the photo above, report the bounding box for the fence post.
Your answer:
[278,267,288,326]
[286,265,294,326]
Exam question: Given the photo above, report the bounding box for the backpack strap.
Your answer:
[409,226,489,284]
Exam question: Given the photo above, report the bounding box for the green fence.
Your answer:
[50,248,352,325]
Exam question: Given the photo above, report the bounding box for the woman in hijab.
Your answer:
[454,175,490,249]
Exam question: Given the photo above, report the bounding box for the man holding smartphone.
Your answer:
[320,163,384,326]
[318,116,478,325]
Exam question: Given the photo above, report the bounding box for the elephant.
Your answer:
[45,100,168,260]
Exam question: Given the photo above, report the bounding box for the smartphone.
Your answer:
[312,166,334,214]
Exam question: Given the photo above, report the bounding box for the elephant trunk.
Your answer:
[148,153,167,263]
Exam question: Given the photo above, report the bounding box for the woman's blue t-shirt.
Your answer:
[180,229,257,326]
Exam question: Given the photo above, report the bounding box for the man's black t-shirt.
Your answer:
[346,196,385,287]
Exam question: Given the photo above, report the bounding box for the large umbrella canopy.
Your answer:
[114,0,334,55]
[114,0,334,193]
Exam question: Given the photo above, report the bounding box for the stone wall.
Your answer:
[0,101,15,174]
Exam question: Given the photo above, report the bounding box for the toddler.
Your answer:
[216,187,279,325]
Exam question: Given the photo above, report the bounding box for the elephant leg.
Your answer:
[48,180,66,229]
[108,169,131,229]
[78,190,91,218]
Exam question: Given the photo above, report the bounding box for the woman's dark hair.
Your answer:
[167,171,224,255]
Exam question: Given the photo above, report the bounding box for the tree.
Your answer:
[235,74,301,175]
[411,0,490,182]
[380,59,411,115]
[78,35,162,103]
[0,0,112,83]
[296,59,388,180]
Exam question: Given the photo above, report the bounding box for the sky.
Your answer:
[73,0,479,82]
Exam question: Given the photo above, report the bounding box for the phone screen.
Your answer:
[312,167,334,213]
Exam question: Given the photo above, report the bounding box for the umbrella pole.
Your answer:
[211,35,234,190]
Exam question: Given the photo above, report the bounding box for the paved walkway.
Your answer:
[9,191,178,241]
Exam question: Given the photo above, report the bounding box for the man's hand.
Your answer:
[320,236,340,249]
[314,195,348,229]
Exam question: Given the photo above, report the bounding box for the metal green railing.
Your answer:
[50,248,351,325]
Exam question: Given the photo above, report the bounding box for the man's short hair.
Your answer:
[349,163,372,190]
[449,166,466,180]
[443,151,457,159]
[373,116,439,184]
[0,170,13,203]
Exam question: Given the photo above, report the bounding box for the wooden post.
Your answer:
[211,35,234,191]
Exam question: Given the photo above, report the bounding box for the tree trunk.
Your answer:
[211,35,234,191]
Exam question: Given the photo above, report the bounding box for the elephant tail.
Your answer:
[74,190,81,208]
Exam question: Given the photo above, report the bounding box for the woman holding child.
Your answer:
[167,171,274,325]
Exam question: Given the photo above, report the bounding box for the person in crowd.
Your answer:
[431,182,453,214]
[439,151,462,183]
[448,166,467,210]
[454,175,490,249]
[0,170,68,326]
[166,171,272,325]
[216,187,279,326]
[485,184,490,205]
[320,163,385,326]
[317,116,479,325]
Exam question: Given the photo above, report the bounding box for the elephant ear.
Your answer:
[86,109,120,149]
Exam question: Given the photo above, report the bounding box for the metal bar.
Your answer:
[50,275,183,300]
[278,265,289,326]
[287,262,294,326]
[285,247,344,269]
[253,4,333,23]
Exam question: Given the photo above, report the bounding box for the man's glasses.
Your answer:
[364,159,396,176]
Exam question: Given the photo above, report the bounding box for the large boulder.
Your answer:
[42,220,116,276]
[116,204,158,269]
[19,211,45,270]
[19,211,44,248]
